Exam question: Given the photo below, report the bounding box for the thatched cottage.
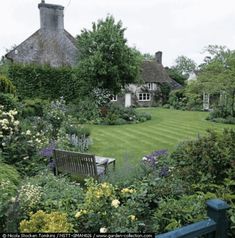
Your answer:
[6,1,180,107]
[113,52,181,107]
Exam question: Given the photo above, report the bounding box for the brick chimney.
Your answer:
[38,1,64,32]
[155,51,162,64]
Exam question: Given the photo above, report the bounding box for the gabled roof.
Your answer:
[141,60,182,89]
[6,30,78,67]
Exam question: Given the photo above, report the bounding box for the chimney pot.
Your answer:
[155,51,162,64]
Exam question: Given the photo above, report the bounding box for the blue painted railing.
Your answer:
[155,199,230,238]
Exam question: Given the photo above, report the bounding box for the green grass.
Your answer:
[88,108,235,166]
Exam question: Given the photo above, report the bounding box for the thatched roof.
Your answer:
[141,60,182,89]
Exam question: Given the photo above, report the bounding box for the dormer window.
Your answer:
[146,83,156,90]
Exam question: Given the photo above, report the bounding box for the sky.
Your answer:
[0,0,235,67]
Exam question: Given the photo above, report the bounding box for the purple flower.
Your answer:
[142,149,168,170]
[159,165,169,177]
[39,141,56,158]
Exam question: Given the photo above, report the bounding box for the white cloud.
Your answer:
[1,0,235,66]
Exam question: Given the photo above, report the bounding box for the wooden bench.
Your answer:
[53,149,115,179]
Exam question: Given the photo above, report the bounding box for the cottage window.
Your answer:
[138,93,151,101]
[146,83,156,90]
[111,95,117,101]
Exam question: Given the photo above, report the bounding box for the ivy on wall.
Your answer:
[8,64,80,101]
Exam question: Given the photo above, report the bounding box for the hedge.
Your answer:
[8,64,80,101]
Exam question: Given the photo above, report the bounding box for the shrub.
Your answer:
[21,98,48,118]
[170,129,235,184]
[8,64,79,101]
[44,97,67,139]
[0,75,15,94]
[19,210,73,232]
[66,97,100,124]
[151,193,215,233]
[101,104,151,125]
[17,173,84,226]
[74,179,139,233]
[0,161,20,232]
[0,93,17,111]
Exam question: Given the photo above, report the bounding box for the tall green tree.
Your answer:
[198,45,235,117]
[76,15,142,96]
[173,55,197,78]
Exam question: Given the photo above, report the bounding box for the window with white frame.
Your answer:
[111,95,117,101]
[138,93,151,101]
[146,83,156,90]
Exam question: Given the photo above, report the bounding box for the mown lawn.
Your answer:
[88,108,235,166]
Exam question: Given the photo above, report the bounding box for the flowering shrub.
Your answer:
[18,183,42,213]
[74,179,139,232]
[19,210,73,232]
[16,173,84,228]
[45,97,66,138]
[0,106,19,150]
[101,103,151,125]
[142,149,169,176]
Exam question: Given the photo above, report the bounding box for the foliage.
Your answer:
[0,107,48,176]
[198,45,235,119]
[74,179,139,233]
[101,103,151,125]
[19,210,73,232]
[76,15,142,96]
[17,173,84,225]
[0,107,19,151]
[0,75,16,94]
[57,119,92,152]
[0,93,18,111]
[156,83,172,105]
[168,88,202,111]
[69,97,100,124]
[172,55,197,78]
[0,161,20,232]
[21,98,48,118]
[165,67,187,86]
[8,64,79,101]
[152,193,214,233]
[170,129,235,184]
[44,97,66,139]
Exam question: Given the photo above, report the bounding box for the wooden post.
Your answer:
[206,199,230,238]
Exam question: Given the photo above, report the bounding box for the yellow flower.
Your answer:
[75,209,87,218]
[121,188,136,194]
[101,182,109,189]
[75,211,82,218]
[121,188,129,193]
[100,227,108,233]
[129,215,136,221]
[111,199,120,208]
